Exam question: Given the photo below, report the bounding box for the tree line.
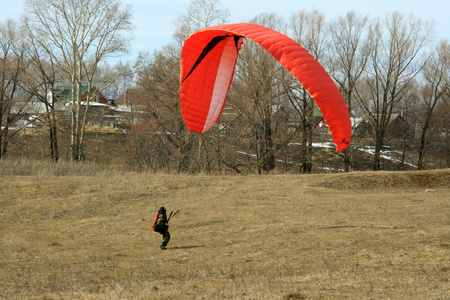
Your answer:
[1,0,132,163]
[1,0,448,174]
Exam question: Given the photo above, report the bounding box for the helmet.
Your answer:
[158,207,166,214]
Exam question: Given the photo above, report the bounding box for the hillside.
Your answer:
[0,168,449,299]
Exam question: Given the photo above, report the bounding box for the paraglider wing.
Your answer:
[180,23,351,151]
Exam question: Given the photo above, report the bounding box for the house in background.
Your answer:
[10,101,48,129]
[50,85,109,104]
[353,114,410,138]
[10,86,152,132]
[49,85,124,129]
[285,105,326,135]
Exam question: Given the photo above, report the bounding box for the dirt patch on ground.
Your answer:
[311,169,450,190]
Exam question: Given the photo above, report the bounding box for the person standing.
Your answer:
[153,207,170,250]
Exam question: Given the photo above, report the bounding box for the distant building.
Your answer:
[50,85,108,104]
[354,114,410,138]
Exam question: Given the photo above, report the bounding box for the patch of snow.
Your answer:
[359,146,417,168]
[236,141,417,169]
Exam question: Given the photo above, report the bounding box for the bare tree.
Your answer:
[416,41,449,169]
[360,12,433,170]
[128,0,230,173]
[132,47,185,172]
[22,16,66,162]
[173,0,229,46]
[25,0,133,161]
[328,11,372,171]
[0,19,30,159]
[229,13,287,174]
[97,61,134,100]
[288,9,329,173]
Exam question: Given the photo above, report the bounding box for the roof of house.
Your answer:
[53,85,91,101]
[11,102,47,115]
[362,114,402,125]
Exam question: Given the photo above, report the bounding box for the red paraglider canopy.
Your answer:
[180,23,351,151]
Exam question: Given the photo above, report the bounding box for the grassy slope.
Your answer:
[0,169,449,299]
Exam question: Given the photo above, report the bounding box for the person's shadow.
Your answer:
[169,245,205,250]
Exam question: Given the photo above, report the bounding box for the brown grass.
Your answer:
[0,167,449,299]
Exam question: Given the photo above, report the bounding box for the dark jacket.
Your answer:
[156,213,169,231]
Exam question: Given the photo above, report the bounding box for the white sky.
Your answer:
[1,0,449,63]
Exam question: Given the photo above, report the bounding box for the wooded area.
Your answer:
[1,0,448,174]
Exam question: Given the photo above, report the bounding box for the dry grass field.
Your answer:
[0,165,448,299]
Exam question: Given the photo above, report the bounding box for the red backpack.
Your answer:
[152,213,163,233]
